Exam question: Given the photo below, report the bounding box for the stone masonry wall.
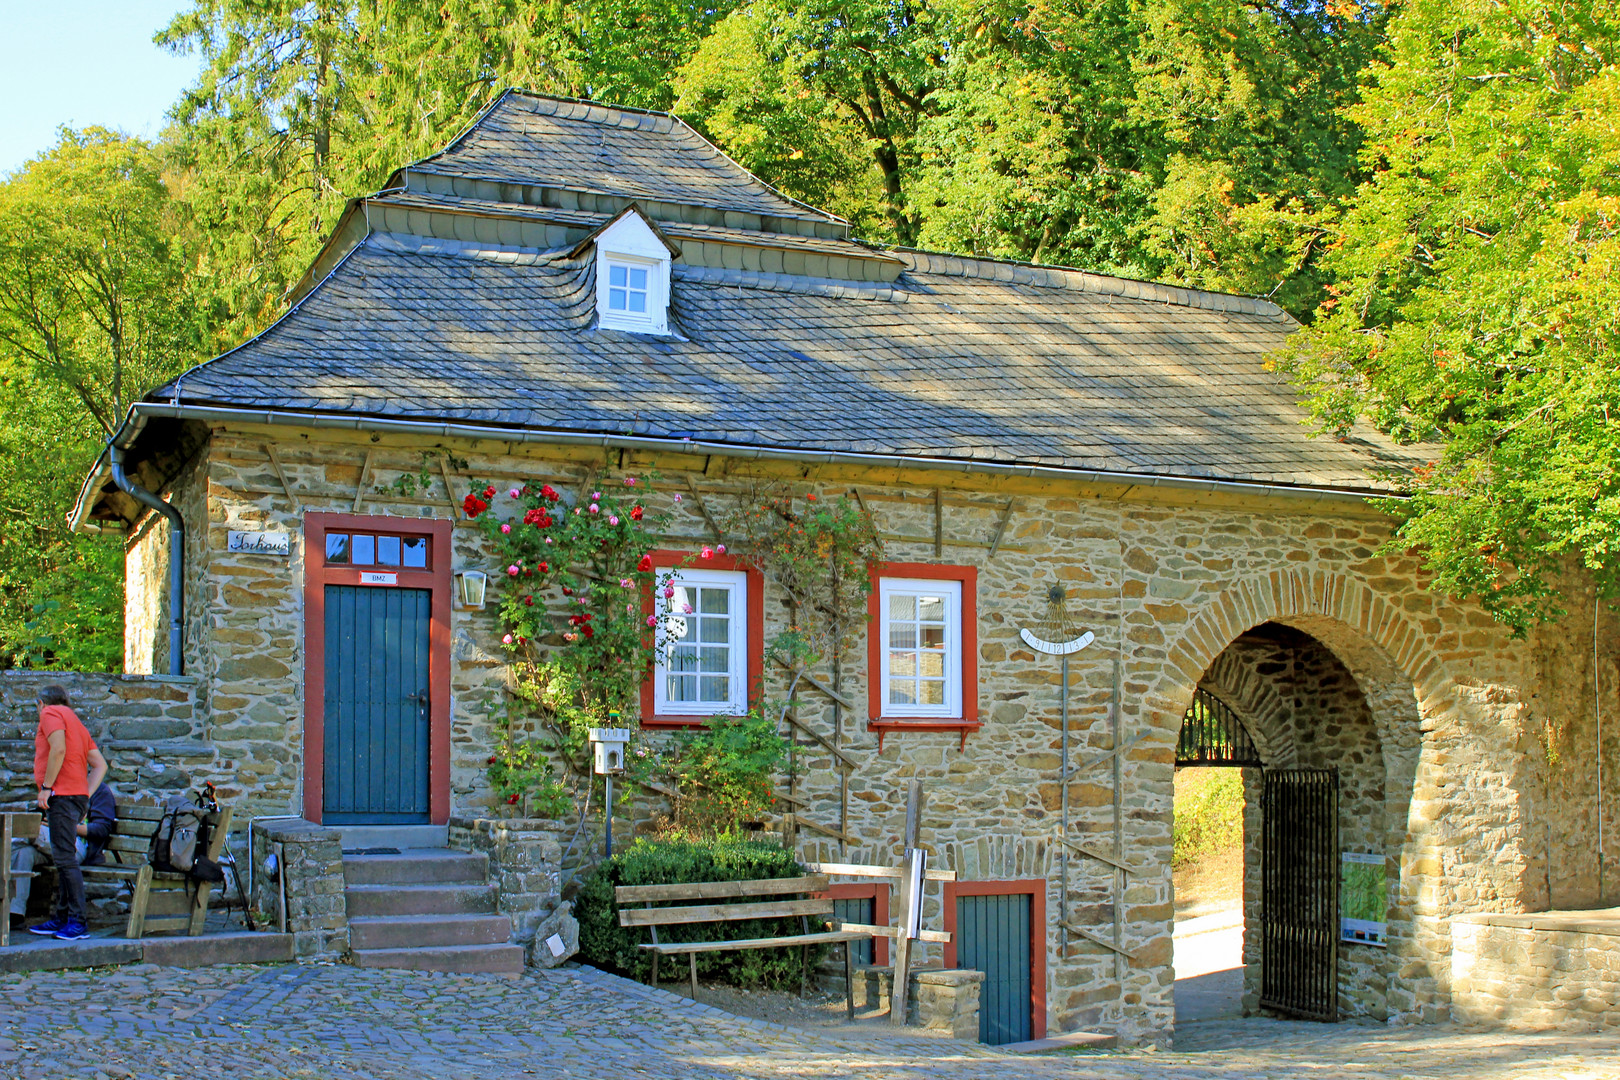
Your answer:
[448,815,565,945]
[1450,914,1620,1029]
[0,671,206,807]
[250,817,349,959]
[131,422,1615,1045]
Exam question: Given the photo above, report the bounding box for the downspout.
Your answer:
[109,444,184,676]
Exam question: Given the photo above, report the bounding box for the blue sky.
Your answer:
[1,1,199,174]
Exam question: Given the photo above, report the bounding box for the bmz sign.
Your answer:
[227,530,291,556]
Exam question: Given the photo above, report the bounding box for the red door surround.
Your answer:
[302,512,453,825]
[943,878,1047,1040]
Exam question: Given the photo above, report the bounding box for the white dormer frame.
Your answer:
[592,208,675,335]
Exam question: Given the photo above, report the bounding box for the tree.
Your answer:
[1278,0,1620,631]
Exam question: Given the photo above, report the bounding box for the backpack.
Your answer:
[148,795,206,873]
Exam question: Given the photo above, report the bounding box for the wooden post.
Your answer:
[890,780,926,1027]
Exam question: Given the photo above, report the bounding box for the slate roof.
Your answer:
[412,93,837,225]
[160,233,1420,491]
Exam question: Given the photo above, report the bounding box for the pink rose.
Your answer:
[500,523,511,534]
[673,493,683,503]
[663,586,675,598]
[624,477,637,486]
[509,488,520,498]
[592,491,602,500]
[545,537,553,544]
[507,565,519,576]
[626,603,635,615]
[646,615,657,627]
[609,515,619,525]
[563,632,577,642]
[716,544,726,554]
[589,503,600,514]
[502,634,513,645]
[700,546,714,559]
[620,578,632,588]
[682,603,694,614]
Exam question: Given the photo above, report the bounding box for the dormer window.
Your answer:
[589,207,676,335]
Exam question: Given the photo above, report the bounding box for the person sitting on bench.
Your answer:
[8,784,116,931]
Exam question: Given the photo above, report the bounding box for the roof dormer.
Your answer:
[586,207,679,335]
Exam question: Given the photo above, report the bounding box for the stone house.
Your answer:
[58,92,1620,1041]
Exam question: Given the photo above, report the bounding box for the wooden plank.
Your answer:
[793,815,856,845]
[933,488,943,558]
[781,711,857,770]
[685,480,726,540]
[115,803,166,821]
[619,897,834,928]
[773,656,856,709]
[265,443,296,504]
[806,862,955,882]
[3,812,40,840]
[641,930,870,955]
[1061,920,1137,962]
[353,448,375,512]
[616,875,829,904]
[438,455,461,513]
[988,497,1017,558]
[108,829,158,848]
[1053,834,1132,874]
[125,864,154,939]
[838,922,952,944]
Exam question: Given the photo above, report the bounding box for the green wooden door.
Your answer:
[323,585,432,824]
[956,892,1033,1045]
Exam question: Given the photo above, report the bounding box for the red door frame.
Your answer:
[819,882,891,966]
[302,512,453,825]
[943,878,1047,1040]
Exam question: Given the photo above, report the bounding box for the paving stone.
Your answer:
[1,961,1617,1079]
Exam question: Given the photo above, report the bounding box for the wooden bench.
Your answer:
[80,800,233,939]
[615,874,873,1017]
[3,811,42,948]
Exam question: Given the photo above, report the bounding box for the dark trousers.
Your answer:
[46,794,88,925]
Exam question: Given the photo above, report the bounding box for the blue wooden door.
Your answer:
[956,892,1033,1045]
[323,585,432,824]
[833,896,876,965]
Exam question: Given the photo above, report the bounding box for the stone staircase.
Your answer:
[344,850,525,975]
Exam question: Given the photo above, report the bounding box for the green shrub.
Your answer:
[1172,769,1245,868]
[574,836,829,988]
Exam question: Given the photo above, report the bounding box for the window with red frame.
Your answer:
[867,563,979,746]
[640,550,765,728]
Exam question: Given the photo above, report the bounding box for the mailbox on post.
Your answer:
[589,723,631,856]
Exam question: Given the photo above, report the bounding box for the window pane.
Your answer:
[921,626,946,648]
[351,534,376,565]
[629,267,647,289]
[888,594,916,620]
[918,596,945,621]
[325,534,350,563]
[699,618,729,644]
[889,652,916,677]
[610,265,627,287]
[669,674,696,701]
[700,675,729,702]
[889,625,917,649]
[670,645,698,672]
[699,647,729,673]
[402,536,427,568]
[665,615,690,641]
[919,652,945,678]
[919,680,946,705]
[376,535,401,566]
[628,291,646,313]
[889,679,915,705]
[699,588,729,615]
[609,288,626,310]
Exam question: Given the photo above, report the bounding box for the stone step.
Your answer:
[350,943,525,975]
[344,883,497,918]
[336,824,449,850]
[349,914,512,950]
[344,849,489,886]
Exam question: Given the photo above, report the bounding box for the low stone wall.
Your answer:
[449,815,566,948]
[251,817,349,960]
[0,671,206,806]
[1450,911,1620,1030]
[852,965,984,1040]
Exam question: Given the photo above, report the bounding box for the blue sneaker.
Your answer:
[53,921,90,941]
[28,917,65,936]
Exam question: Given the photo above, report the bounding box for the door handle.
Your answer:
[408,690,430,705]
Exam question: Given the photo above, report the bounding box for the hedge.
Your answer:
[574,836,831,988]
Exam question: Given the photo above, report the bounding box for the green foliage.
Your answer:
[1172,769,1244,868]
[1277,0,1620,631]
[465,476,674,807]
[0,128,202,670]
[574,837,827,987]
[628,709,788,833]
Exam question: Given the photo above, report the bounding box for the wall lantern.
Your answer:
[454,569,488,609]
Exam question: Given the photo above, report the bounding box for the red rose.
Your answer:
[488,755,498,765]
[523,595,534,606]
[484,485,496,498]
[540,484,559,502]
[538,561,549,572]
[507,794,519,805]
[637,555,653,572]
[582,625,595,638]
[462,494,488,516]
[630,506,644,521]
[562,585,572,595]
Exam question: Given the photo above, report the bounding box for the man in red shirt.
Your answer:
[31,684,107,940]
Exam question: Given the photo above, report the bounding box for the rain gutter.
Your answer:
[108,443,185,676]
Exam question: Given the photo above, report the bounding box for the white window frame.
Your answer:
[653,567,749,717]
[877,577,963,719]
[597,252,666,333]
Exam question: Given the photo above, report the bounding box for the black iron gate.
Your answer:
[1260,767,1339,1021]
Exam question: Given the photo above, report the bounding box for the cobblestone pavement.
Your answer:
[1,962,1617,1080]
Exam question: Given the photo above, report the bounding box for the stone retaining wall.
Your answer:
[852,966,984,1040]
[250,817,349,960]
[1450,912,1620,1030]
[448,815,566,946]
[0,671,206,807]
